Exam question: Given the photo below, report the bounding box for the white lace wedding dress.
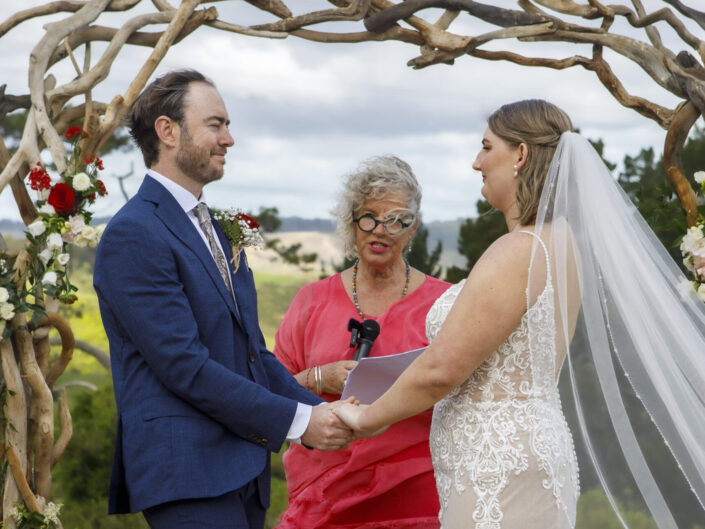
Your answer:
[426,232,579,529]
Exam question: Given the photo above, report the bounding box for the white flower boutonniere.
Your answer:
[212,208,265,273]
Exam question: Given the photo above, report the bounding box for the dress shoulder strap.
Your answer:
[517,230,552,309]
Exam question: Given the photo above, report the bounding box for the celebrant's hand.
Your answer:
[323,360,358,394]
[333,403,388,439]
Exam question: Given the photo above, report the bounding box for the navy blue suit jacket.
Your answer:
[94,176,321,514]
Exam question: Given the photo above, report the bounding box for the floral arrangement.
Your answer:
[0,126,108,337]
[680,171,705,301]
[7,501,62,529]
[212,208,264,273]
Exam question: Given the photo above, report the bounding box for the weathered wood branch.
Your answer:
[13,316,54,500]
[662,0,705,31]
[5,446,40,514]
[30,313,75,389]
[50,337,110,370]
[1,338,27,525]
[0,85,31,121]
[252,0,372,32]
[365,0,548,33]
[664,100,700,226]
[51,389,72,469]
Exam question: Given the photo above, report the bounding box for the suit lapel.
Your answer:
[138,176,243,327]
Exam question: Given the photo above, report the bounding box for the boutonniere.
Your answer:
[212,208,265,273]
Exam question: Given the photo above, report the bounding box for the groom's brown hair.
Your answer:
[128,69,214,168]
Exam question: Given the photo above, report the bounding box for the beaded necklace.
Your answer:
[351,258,410,320]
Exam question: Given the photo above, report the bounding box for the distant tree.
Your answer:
[254,206,283,233]
[408,224,442,278]
[446,200,507,283]
[252,206,317,271]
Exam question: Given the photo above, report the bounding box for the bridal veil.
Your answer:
[528,131,705,528]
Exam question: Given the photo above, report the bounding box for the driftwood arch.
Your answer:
[1,1,704,527]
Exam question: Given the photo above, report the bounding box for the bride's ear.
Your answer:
[515,143,529,171]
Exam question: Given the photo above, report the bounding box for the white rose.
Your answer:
[0,302,15,320]
[95,223,106,238]
[39,203,56,215]
[28,219,46,237]
[47,232,64,251]
[0,287,8,303]
[68,214,85,234]
[42,271,58,286]
[72,172,91,191]
[57,253,70,266]
[38,248,53,265]
[695,171,705,184]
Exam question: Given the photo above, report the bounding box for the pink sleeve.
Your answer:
[273,284,314,375]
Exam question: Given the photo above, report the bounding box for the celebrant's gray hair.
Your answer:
[332,155,422,258]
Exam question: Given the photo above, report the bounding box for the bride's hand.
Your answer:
[333,403,388,439]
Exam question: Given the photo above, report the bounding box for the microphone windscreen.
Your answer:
[362,319,380,340]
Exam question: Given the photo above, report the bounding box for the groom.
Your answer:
[94,69,353,529]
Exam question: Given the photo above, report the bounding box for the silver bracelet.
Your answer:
[315,365,322,394]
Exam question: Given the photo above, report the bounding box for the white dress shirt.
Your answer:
[147,170,312,441]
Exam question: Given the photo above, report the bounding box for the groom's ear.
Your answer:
[154,115,178,150]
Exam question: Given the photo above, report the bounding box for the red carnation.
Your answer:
[28,163,51,191]
[236,213,259,229]
[96,179,107,196]
[47,182,76,214]
[65,126,86,141]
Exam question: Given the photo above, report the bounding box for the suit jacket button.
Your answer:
[249,353,256,363]
[260,438,268,446]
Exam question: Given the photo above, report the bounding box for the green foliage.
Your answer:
[51,378,148,529]
[446,200,507,283]
[408,223,442,278]
[617,147,685,262]
[576,489,657,529]
[254,206,283,233]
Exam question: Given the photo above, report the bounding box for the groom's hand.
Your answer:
[301,398,356,451]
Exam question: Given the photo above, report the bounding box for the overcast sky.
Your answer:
[0,1,695,224]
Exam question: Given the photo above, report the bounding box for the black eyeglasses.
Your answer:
[353,213,413,235]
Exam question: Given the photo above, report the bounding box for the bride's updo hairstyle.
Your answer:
[488,99,573,225]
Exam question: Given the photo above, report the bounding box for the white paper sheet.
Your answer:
[341,347,426,404]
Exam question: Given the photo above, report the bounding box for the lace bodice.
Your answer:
[427,232,579,529]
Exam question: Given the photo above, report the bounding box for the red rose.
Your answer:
[96,179,107,196]
[236,213,259,229]
[64,126,85,140]
[47,182,76,214]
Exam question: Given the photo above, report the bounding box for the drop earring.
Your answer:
[513,164,518,177]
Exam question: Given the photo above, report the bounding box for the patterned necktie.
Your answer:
[193,203,238,310]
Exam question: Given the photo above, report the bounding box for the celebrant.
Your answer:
[273,155,450,529]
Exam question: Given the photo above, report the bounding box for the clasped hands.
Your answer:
[300,398,386,451]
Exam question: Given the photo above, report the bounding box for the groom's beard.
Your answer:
[176,125,225,186]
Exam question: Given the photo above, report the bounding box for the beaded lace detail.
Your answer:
[427,233,579,528]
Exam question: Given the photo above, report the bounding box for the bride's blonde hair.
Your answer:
[488,100,573,225]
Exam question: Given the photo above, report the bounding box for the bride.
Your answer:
[335,99,705,528]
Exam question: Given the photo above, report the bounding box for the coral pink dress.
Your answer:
[274,273,451,529]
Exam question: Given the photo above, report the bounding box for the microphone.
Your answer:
[353,319,380,361]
